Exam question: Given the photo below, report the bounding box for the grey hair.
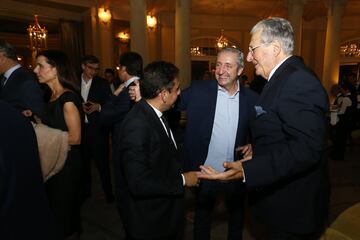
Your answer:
[217,47,244,68]
[0,39,18,61]
[251,17,294,55]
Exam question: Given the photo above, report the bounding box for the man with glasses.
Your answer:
[179,47,258,240]
[80,55,114,203]
[199,18,330,239]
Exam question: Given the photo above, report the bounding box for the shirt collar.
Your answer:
[217,80,240,97]
[81,74,92,85]
[124,76,140,88]
[147,101,163,118]
[4,64,21,79]
[268,55,292,81]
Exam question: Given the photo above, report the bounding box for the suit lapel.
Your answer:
[88,77,97,100]
[140,100,177,150]
[258,56,299,103]
[204,81,218,143]
[236,85,247,145]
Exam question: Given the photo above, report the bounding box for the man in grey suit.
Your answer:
[199,18,329,239]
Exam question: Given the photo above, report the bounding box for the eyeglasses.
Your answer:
[248,43,266,54]
[85,64,99,72]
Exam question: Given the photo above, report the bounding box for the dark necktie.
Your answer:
[0,75,6,89]
[160,115,171,138]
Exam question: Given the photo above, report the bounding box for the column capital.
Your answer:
[288,0,308,6]
[324,0,347,8]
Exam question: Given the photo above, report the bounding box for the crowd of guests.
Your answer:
[0,17,357,240]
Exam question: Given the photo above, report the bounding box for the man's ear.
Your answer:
[237,67,244,77]
[272,40,281,56]
[159,89,168,103]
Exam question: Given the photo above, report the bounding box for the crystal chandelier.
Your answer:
[216,1,229,50]
[27,15,47,53]
[216,29,229,49]
[340,41,360,57]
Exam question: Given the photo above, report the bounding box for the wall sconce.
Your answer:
[98,8,112,24]
[117,31,130,44]
[146,14,157,31]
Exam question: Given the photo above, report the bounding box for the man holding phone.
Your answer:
[80,55,114,203]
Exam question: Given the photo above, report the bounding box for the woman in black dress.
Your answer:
[34,50,83,240]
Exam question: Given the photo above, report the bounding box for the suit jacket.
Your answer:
[115,99,184,239]
[243,56,330,234]
[83,76,111,133]
[0,100,58,240]
[0,67,44,116]
[100,84,135,137]
[178,79,259,171]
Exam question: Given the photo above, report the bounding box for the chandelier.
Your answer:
[340,41,360,57]
[27,15,47,53]
[217,29,229,49]
[216,1,229,50]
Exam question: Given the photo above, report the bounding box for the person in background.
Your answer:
[34,50,83,240]
[104,68,120,94]
[330,84,352,161]
[100,52,143,210]
[116,61,199,240]
[80,55,114,203]
[199,17,330,240]
[0,39,44,117]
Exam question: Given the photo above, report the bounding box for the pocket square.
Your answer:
[254,105,267,117]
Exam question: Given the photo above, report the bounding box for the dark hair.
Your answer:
[0,39,18,61]
[81,55,99,64]
[140,61,179,99]
[104,68,115,75]
[37,50,79,92]
[119,51,143,78]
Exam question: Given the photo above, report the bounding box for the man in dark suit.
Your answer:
[199,18,330,239]
[178,47,258,240]
[100,51,143,207]
[0,100,57,240]
[80,55,114,203]
[116,61,199,240]
[0,39,44,117]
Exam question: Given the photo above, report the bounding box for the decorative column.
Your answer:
[322,0,347,94]
[175,0,191,88]
[83,7,115,70]
[130,0,148,64]
[98,14,115,69]
[287,0,308,55]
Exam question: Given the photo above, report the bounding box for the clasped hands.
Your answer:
[197,144,252,181]
[82,101,101,114]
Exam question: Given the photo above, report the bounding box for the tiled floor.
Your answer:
[80,131,360,240]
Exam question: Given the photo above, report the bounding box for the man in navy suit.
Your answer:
[80,55,114,203]
[0,100,57,240]
[100,51,143,209]
[116,61,199,240]
[179,47,258,240]
[0,39,44,117]
[199,18,329,239]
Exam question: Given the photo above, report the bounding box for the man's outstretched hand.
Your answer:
[197,161,244,181]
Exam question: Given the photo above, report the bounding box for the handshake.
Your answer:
[192,144,252,182]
